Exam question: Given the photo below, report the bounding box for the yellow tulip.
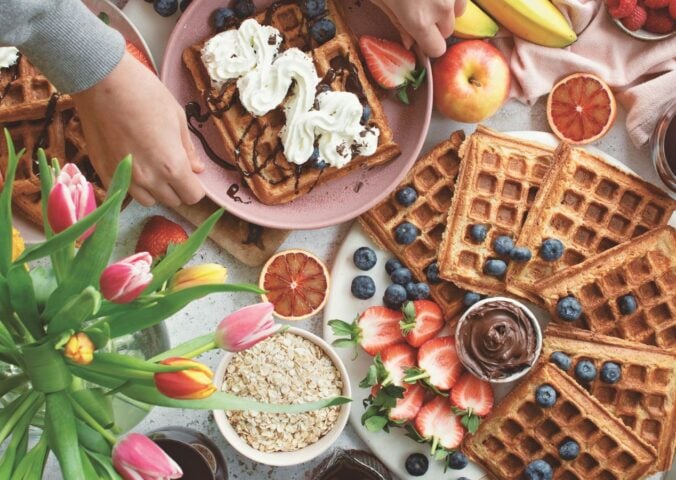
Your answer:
[64,332,95,365]
[11,228,24,261]
[169,264,228,292]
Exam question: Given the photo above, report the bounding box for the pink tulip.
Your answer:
[215,302,280,352]
[47,163,97,239]
[112,433,182,480]
[100,252,153,304]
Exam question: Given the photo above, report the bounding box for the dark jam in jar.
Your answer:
[313,449,392,480]
[665,117,676,175]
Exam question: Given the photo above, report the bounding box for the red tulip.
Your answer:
[154,357,217,400]
[215,302,280,352]
[100,252,153,304]
[112,433,182,480]
[47,163,97,239]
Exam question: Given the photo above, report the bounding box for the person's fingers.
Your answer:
[437,15,455,39]
[171,171,205,206]
[152,183,182,208]
[454,0,468,17]
[179,113,205,174]
[406,23,447,57]
[129,185,156,207]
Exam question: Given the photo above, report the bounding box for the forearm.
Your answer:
[0,0,125,93]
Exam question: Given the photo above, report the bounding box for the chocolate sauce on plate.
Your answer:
[226,183,251,204]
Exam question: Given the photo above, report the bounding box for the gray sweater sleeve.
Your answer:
[0,0,125,94]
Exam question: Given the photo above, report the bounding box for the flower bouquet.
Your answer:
[0,130,349,479]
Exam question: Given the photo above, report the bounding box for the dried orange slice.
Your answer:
[547,73,617,145]
[260,249,330,321]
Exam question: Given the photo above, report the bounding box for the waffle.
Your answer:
[360,132,466,322]
[465,362,657,480]
[542,324,676,473]
[437,126,554,296]
[182,0,400,205]
[535,226,676,350]
[507,143,676,303]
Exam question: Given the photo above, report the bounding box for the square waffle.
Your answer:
[360,132,467,322]
[182,0,400,205]
[464,362,657,480]
[535,226,675,350]
[507,143,676,303]
[542,324,676,473]
[437,126,554,296]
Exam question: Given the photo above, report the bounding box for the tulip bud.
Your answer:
[100,252,153,304]
[169,264,228,292]
[154,357,217,400]
[64,332,95,365]
[215,302,280,352]
[47,163,97,239]
[11,227,25,261]
[112,433,182,480]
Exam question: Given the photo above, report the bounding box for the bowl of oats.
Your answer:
[213,327,351,466]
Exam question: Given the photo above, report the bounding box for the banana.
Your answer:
[454,0,500,39]
[474,0,577,48]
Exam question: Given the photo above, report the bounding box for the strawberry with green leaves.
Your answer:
[451,372,494,434]
[406,396,465,460]
[404,336,463,392]
[400,300,444,347]
[329,306,404,358]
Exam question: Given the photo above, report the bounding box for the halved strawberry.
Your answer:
[359,35,426,104]
[125,40,155,72]
[330,306,404,357]
[400,300,444,347]
[360,343,417,388]
[136,216,188,260]
[451,372,494,434]
[404,336,463,392]
[389,383,426,423]
[411,396,465,455]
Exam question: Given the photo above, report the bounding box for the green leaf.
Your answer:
[11,431,48,480]
[148,333,216,362]
[397,87,410,105]
[85,450,123,480]
[71,388,114,429]
[0,393,41,478]
[80,447,99,479]
[7,265,42,339]
[359,364,378,389]
[0,373,27,398]
[0,130,24,275]
[364,415,388,432]
[86,323,111,349]
[75,418,112,455]
[45,391,85,480]
[47,286,101,335]
[0,390,43,445]
[92,352,195,373]
[29,266,58,306]
[37,149,54,238]
[22,341,72,393]
[411,68,427,90]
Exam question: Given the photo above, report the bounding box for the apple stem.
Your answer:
[469,77,482,88]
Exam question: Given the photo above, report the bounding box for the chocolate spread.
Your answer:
[457,300,537,380]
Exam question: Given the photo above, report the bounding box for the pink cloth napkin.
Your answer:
[491,0,676,147]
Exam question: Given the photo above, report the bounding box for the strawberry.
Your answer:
[358,35,426,104]
[644,0,669,7]
[451,372,494,434]
[329,306,404,357]
[644,7,675,32]
[404,336,463,392]
[670,0,676,19]
[607,0,637,18]
[136,215,189,259]
[409,396,465,456]
[388,384,425,423]
[400,300,444,347]
[125,40,155,72]
[621,4,648,30]
[360,343,417,388]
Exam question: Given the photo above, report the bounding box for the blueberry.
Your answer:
[179,0,192,11]
[493,235,514,255]
[406,282,430,300]
[425,262,441,284]
[385,258,403,275]
[361,104,372,124]
[405,453,428,476]
[396,187,418,207]
[535,384,557,407]
[524,460,553,480]
[575,359,597,383]
[618,294,637,315]
[233,0,254,18]
[470,224,489,243]
[384,284,407,310]
[301,0,326,18]
[353,246,377,271]
[463,292,481,307]
[154,0,178,16]
[394,222,419,245]
[556,296,582,322]
[212,7,235,29]
[351,275,376,300]
[510,246,532,262]
[558,440,580,460]
[447,451,468,470]
[483,259,507,277]
[540,238,565,261]
[391,267,412,285]
[600,362,622,384]
[550,351,572,371]
[310,18,336,45]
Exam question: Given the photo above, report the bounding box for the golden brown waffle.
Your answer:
[359,132,467,322]
[437,126,554,296]
[535,226,675,350]
[465,362,657,480]
[182,0,400,205]
[542,324,676,473]
[507,144,675,303]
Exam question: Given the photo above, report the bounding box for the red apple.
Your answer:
[433,40,511,123]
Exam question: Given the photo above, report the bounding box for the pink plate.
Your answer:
[161,0,432,230]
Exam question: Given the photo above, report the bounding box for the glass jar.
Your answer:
[651,99,676,192]
[312,449,392,480]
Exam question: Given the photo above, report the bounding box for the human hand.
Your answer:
[372,0,467,57]
[72,52,205,207]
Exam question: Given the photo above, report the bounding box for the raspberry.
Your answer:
[670,0,676,19]
[621,4,648,29]
[607,0,638,17]
[644,0,669,7]
[645,7,675,32]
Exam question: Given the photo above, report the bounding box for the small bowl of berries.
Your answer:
[606,0,676,41]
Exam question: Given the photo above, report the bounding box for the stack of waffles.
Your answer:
[182,0,400,205]
[0,54,104,227]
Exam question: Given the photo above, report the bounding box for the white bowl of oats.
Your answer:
[213,327,351,466]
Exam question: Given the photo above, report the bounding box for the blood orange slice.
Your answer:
[260,249,330,321]
[547,73,617,145]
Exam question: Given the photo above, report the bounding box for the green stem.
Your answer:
[69,393,117,446]
[0,390,43,445]
[2,312,33,344]
[149,334,217,362]
[0,373,28,398]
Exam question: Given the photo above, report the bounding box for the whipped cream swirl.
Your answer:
[0,47,19,69]
[201,19,379,168]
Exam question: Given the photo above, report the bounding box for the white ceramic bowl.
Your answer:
[212,327,351,466]
[455,296,543,384]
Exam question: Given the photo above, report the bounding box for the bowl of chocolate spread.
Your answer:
[455,297,542,383]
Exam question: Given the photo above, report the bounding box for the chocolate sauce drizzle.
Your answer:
[226,183,251,204]
[32,92,60,162]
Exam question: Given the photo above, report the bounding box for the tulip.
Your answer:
[11,227,25,261]
[154,357,217,400]
[47,163,97,238]
[63,332,95,365]
[112,433,182,480]
[215,302,280,352]
[100,252,153,304]
[169,263,228,292]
